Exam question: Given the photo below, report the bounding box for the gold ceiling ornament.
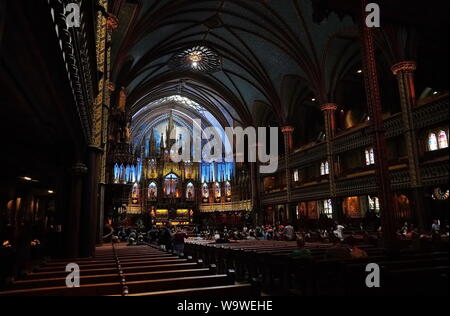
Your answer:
[169,45,222,73]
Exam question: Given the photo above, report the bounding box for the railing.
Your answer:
[199,200,253,213]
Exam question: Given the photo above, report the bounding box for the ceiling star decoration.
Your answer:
[168,45,222,73]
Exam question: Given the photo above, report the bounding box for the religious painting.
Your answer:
[343,196,361,218]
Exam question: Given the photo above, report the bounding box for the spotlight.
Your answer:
[48,190,54,194]
[23,177,32,181]
[311,98,316,102]
[357,69,363,74]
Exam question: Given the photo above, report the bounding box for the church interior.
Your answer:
[0,0,448,298]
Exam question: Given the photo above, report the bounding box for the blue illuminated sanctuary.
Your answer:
[109,103,247,227]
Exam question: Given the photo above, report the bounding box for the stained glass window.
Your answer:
[165,173,179,196]
[320,161,329,176]
[293,169,299,182]
[148,182,157,200]
[438,130,448,149]
[323,199,333,218]
[368,196,380,212]
[365,148,375,165]
[428,133,438,151]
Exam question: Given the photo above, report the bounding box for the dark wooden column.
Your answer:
[359,0,396,246]
[80,146,102,257]
[67,162,87,259]
[0,0,6,50]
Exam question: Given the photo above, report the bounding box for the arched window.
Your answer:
[365,148,375,165]
[293,169,299,182]
[186,182,195,200]
[214,182,221,199]
[225,181,232,198]
[148,182,157,200]
[438,130,448,149]
[202,183,209,199]
[131,183,140,204]
[368,196,380,212]
[320,161,329,176]
[323,199,333,218]
[120,164,126,183]
[164,173,179,196]
[114,164,120,183]
[428,133,438,151]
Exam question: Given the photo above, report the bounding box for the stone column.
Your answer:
[391,61,426,230]
[281,126,294,205]
[67,162,87,259]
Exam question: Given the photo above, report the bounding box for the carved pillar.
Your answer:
[282,126,294,206]
[67,162,87,259]
[320,104,343,220]
[391,61,426,229]
[359,0,396,246]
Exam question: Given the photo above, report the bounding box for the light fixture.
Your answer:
[433,91,439,95]
[311,98,316,102]
[357,69,363,74]
[48,190,54,194]
[23,177,32,181]
[169,45,222,73]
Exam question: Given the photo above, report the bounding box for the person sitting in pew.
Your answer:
[173,228,187,256]
[215,233,230,244]
[290,234,312,260]
[346,238,368,259]
[324,240,352,261]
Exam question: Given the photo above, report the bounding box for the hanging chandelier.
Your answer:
[168,45,222,73]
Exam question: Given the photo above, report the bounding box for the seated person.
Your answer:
[291,235,312,260]
[324,240,352,261]
[347,239,368,259]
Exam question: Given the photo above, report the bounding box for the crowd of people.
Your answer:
[111,218,449,259]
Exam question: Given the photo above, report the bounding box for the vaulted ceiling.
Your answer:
[110,0,448,134]
[110,0,361,128]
